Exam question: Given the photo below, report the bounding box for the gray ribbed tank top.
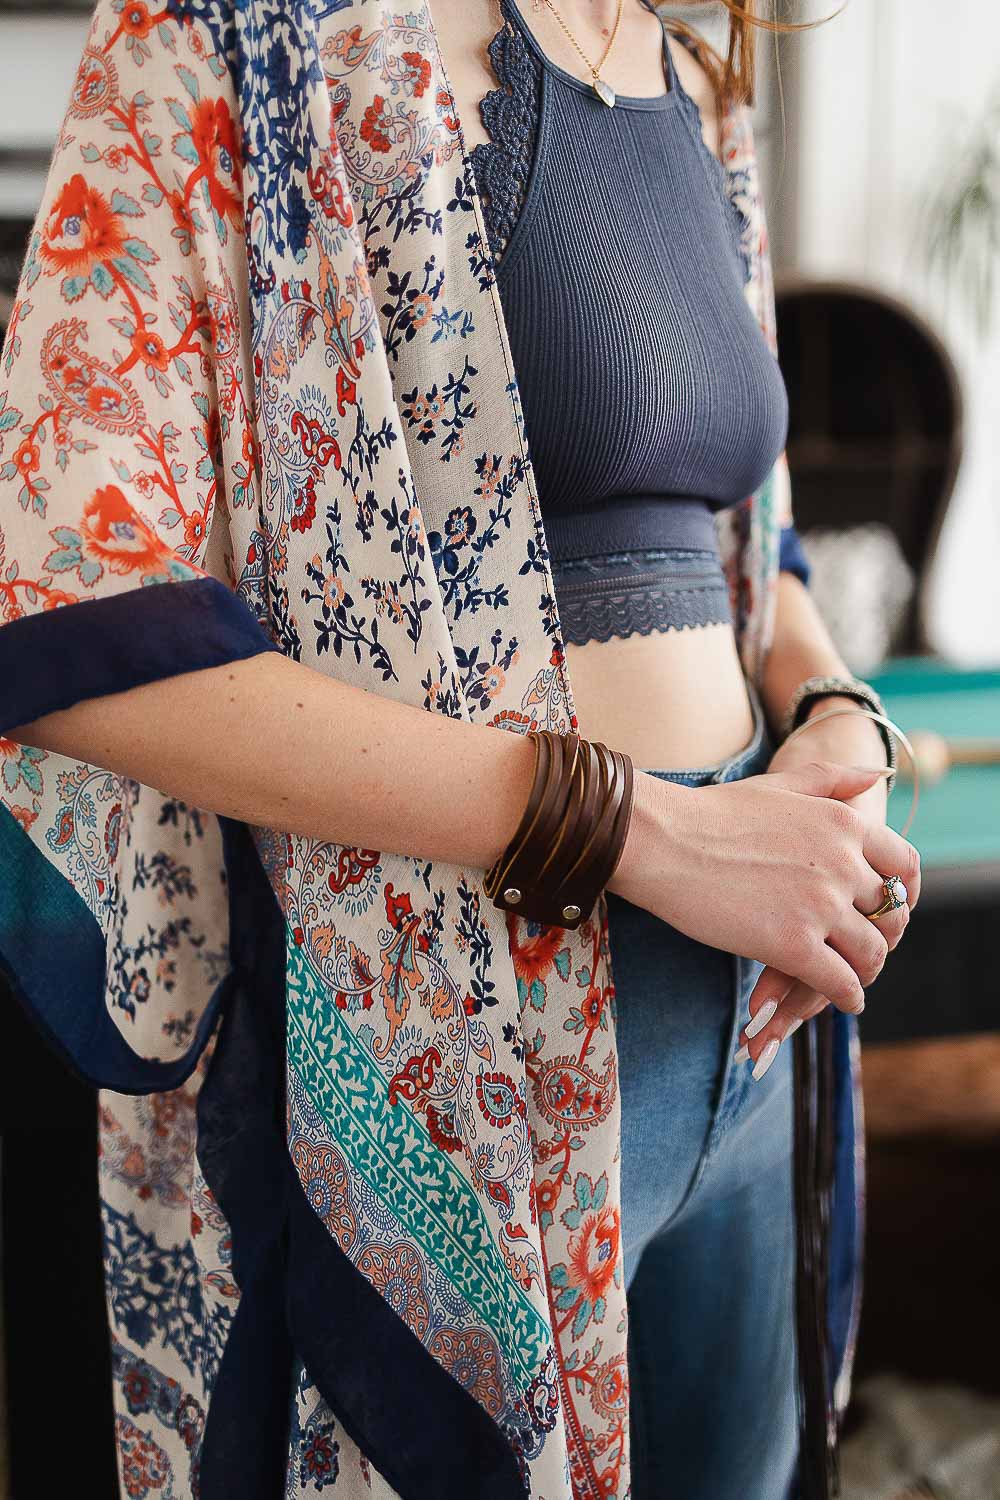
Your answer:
[469,0,791,643]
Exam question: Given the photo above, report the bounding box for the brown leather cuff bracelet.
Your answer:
[483,729,635,930]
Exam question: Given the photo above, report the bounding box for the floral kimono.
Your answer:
[0,1,862,1496]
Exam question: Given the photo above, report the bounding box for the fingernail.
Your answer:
[785,1017,804,1038]
[734,1044,750,1064]
[745,999,778,1038]
[850,765,894,778]
[752,1037,781,1081]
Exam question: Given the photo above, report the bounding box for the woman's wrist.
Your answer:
[798,693,890,765]
[605,769,691,908]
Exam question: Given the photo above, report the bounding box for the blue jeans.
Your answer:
[606,680,799,1500]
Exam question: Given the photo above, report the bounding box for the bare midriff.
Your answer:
[565,624,756,772]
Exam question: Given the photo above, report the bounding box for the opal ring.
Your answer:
[864,874,908,922]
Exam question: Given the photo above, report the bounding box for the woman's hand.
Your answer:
[734,698,917,1067]
[608,751,921,1019]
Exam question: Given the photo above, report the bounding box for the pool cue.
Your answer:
[895,730,1000,786]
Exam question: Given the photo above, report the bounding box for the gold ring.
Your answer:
[864,874,908,922]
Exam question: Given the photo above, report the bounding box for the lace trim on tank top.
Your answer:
[469,2,750,279]
[468,3,542,266]
[549,548,732,647]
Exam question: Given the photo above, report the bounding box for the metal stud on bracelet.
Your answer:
[503,887,522,905]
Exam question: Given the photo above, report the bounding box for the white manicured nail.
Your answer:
[744,999,777,1038]
[785,1017,803,1038]
[752,1038,781,1081]
[734,1044,750,1064]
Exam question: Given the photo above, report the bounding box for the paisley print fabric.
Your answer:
[0,3,857,1498]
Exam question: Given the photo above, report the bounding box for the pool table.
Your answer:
[860,656,1000,1044]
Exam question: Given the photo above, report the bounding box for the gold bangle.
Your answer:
[780,705,920,839]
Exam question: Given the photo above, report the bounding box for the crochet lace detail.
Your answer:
[469,1,542,267]
[550,569,732,646]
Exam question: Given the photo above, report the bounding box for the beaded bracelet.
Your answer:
[780,673,896,778]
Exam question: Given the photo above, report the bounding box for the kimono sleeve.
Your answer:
[0,0,275,737]
[719,93,811,587]
[0,0,274,1093]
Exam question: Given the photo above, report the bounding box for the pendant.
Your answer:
[593,76,616,107]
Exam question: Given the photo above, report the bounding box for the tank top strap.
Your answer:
[636,0,679,94]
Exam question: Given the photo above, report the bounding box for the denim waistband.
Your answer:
[641,675,774,786]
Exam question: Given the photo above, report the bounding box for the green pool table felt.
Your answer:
[869,658,1000,872]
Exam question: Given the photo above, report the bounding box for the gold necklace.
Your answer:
[538,0,626,108]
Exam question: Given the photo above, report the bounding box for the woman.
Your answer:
[0,0,918,1497]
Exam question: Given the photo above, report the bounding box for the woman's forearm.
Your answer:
[760,573,852,724]
[760,573,886,759]
[10,652,541,873]
[10,625,919,1009]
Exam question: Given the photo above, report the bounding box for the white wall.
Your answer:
[0,14,90,216]
[771,0,1000,664]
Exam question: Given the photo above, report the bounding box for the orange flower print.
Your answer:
[119,1,154,37]
[507,919,565,989]
[42,589,79,610]
[190,97,243,226]
[183,512,207,550]
[549,1172,621,1336]
[408,291,433,329]
[480,663,505,701]
[400,51,431,98]
[360,96,393,154]
[130,329,169,371]
[80,484,173,577]
[13,439,40,477]
[535,1176,560,1220]
[40,176,127,277]
[578,988,604,1030]
[568,1201,620,1305]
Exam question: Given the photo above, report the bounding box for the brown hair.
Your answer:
[663,2,843,110]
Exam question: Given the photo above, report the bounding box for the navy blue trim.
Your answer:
[197,815,295,1496]
[0,806,229,1094]
[779,523,812,588]
[828,1008,859,1395]
[196,817,528,1499]
[0,574,278,1092]
[286,1159,527,1499]
[1,576,278,735]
